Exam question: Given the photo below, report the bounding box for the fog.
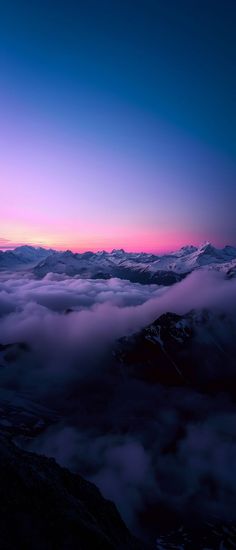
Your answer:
[0,269,236,538]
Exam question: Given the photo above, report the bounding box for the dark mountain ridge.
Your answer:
[0,434,147,550]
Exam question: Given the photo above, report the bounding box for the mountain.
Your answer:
[34,251,186,284]
[0,250,28,270]
[144,242,236,274]
[33,250,107,278]
[1,432,235,550]
[2,431,235,550]
[207,257,236,278]
[0,246,54,270]
[0,434,146,550]
[1,243,236,284]
[115,308,236,393]
[33,243,236,281]
[13,245,54,262]
[1,434,235,550]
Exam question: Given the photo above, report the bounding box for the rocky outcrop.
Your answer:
[115,309,236,393]
[0,435,147,550]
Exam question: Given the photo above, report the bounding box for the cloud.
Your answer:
[0,268,236,537]
[21,387,236,534]
[0,269,235,389]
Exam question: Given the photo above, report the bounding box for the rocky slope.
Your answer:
[115,309,236,394]
[2,432,235,549]
[0,434,147,550]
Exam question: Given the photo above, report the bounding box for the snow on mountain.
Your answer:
[115,308,236,391]
[33,249,185,284]
[110,242,236,277]
[0,249,29,270]
[0,245,54,270]
[206,257,236,278]
[34,250,112,278]
[32,243,236,282]
[147,242,236,274]
[1,243,236,283]
[110,242,236,279]
[173,244,198,256]
[13,245,54,262]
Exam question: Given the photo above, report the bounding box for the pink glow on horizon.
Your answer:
[0,228,230,255]
[0,60,235,257]
[1,102,234,256]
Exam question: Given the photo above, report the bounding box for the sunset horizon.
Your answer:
[1,236,235,255]
[1,2,235,253]
[1,1,236,548]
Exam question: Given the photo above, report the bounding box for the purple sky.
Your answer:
[0,1,235,252]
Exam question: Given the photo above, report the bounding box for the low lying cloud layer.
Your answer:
[1,269,236,538]
[1,269,236,368]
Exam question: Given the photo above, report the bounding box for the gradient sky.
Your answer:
[0,0,235,252]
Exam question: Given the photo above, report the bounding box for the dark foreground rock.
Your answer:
[0,435,148,550]
[115,309,236,394]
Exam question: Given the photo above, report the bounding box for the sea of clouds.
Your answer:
[0,269,236,539]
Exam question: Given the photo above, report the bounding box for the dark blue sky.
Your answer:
[0,0,235,250]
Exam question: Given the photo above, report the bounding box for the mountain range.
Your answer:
[1,243,236,283]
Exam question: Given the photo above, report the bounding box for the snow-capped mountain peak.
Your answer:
[1,243,236,283]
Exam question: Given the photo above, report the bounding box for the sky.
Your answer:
[0,0,235,252]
